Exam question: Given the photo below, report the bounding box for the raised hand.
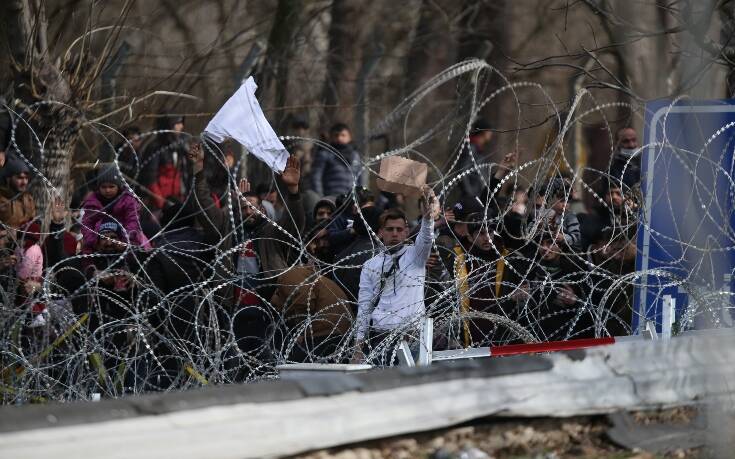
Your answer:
[556,284,578,306]
[426,251,440,269]
[188,142,205,174]
[503,150,518,169]
[280,155,301,193]
[421,185,440,220]
[50,195,67,225]
[494,151,518,179]
[238,178,251,195]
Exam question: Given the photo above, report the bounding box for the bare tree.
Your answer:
[1,0,133,224]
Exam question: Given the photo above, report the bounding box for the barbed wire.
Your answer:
[0,63,732,404]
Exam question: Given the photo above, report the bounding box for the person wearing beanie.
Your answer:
[82,217,137,356]
[98,221,124,239]
[313,198,336,224]
[0,156,36,229]
[95,164,123,193]
[81,164,149,254]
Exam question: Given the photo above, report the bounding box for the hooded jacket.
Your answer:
[0,187,35,229]
[270,264,353,339]
[0,157,36,228]
[81,190,147,254]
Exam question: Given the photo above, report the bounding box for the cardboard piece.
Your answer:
[376,156,428,197]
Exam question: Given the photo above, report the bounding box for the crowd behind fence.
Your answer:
[0,81,692,404]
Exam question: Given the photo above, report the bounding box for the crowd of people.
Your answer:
[0,111,643,398]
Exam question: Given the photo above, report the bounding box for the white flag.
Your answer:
[204,76,289,173]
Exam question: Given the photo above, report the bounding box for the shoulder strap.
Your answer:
[366,250,403,318]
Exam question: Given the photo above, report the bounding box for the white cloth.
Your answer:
[204,77,289,173]
[355,217,434,340]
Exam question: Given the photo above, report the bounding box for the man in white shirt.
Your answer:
[352,185,439,363]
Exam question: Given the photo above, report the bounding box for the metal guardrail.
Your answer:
[1,330,733,458]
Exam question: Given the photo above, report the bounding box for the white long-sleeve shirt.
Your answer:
[355,216,434,340]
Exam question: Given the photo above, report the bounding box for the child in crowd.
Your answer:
[81,164,149,254]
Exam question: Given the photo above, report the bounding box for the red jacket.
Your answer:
[149,163,182,209]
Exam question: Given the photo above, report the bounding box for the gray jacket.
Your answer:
[310,143,364,196]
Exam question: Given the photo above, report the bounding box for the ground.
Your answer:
[293,410,702,459]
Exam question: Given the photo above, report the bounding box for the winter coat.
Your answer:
[81,190,147,254]
[609,153,641,190]
[310,143,363,196]
[16,244,42,282]
[43,222,86,315]
[0,187,35,229]
[270,264,353,338]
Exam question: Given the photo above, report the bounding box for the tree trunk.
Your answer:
[260,0,303,128]
[720,0,735,98]
[456,0,509,131]
[2,0,78,227]
[404,0,460,97]
[247,0,303,184]
[32,117,79,228]
[321,0,373,126]
[606,0,676,101]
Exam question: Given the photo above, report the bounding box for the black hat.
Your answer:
[4,156,30,177]
[96,164,123,189]
[353,206,381,236]
[289,114,309,131]
[452,195,484,221]
[470,119,491,136]
[466,210,501,236]
[155,114,186,131]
